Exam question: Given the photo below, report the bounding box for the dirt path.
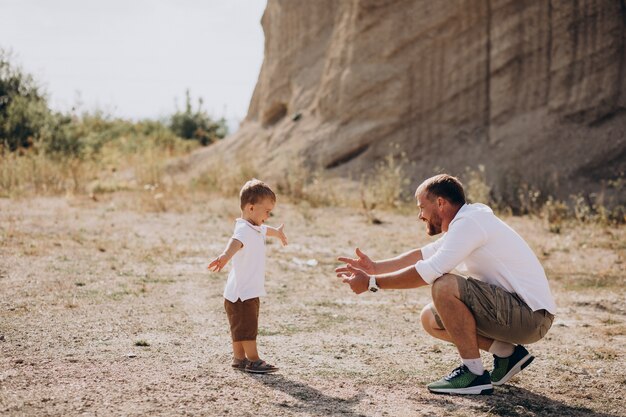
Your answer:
[1,194,624,416]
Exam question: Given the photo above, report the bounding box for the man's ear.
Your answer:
[437,196,446,209]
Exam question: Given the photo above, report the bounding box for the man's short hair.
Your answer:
[417,174,466,206]
[240,179,276,209]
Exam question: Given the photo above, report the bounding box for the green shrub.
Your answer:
[0,49,51,150]
[169,89,228,145]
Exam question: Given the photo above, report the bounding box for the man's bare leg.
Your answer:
[420,305,495,351]
[430,274,482,359]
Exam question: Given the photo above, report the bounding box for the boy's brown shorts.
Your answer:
[224,298,260,342]
[430,276,554,345]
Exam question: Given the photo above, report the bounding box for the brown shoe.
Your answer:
[245,359,278,374]
[231,357,249,370]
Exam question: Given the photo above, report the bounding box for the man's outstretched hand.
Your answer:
[336,248,376,276]
[339,264,370,294]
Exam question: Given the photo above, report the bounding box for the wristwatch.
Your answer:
[368,275,379,292]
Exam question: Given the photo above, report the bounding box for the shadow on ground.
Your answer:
[417,385,620,417]
[247,373,366,416]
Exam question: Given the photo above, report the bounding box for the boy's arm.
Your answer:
[208,238,243,272]
[265,224,288,246]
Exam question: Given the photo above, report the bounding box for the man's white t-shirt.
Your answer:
[415,203,557,314]
[223,218,267,302]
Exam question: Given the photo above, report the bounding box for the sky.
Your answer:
[0,0,267,132]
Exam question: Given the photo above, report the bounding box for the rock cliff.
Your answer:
[192,0,626,204]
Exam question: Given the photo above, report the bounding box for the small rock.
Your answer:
[127,353,137,358]
[0,334,5,341]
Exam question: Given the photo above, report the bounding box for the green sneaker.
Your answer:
[491,345,534,386]
[427,365,493,395]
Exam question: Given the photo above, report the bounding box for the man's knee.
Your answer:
[431,274,461,300]
[420,303,444,331]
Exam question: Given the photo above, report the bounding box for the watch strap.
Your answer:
[368,275,379,292]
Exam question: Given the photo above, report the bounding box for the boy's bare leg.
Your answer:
[420,306,495,351]
[241,340,260,361]
[232,341,246,360]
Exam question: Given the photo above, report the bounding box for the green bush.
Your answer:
[169,89,228,145]
[0,49,51,150]
[41,113,86,159]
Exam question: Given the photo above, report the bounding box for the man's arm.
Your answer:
[336,248,423,276]
[373,248,423,274]
[376,265,428,289]
[341,264,428,294]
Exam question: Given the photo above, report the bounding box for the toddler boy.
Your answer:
[208,179,287,373]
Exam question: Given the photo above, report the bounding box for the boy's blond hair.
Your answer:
[240,179,276,210]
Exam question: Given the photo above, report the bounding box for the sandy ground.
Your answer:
[0,192,624,416]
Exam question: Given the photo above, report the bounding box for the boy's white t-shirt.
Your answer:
[415,203,557,314]
[223,218,267,302]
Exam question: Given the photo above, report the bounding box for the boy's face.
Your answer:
[244,197,275,226]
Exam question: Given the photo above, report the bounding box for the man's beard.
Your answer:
[426,212,443,235]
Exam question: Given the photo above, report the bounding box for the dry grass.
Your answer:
[3,137,623,231]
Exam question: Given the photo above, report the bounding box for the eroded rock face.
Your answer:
[204,0,625,202]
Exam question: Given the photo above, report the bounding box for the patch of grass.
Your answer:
[108,287,137,300]
[604,325,626,337]
[601,316,621,325]
[315,312,348,326]
[562,273,622,290]
[140,275,175,285]
[134,340,150,347]
[591,347,618,360]
[313,301,345,308]
[258,324,303,336]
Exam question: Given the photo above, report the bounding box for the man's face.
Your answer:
[417,192,443,236]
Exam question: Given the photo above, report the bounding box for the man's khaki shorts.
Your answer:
[224,297,260,342]
[430,276,554,344]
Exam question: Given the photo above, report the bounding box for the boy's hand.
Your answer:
[276,224,288,246]
[208,254,230,272]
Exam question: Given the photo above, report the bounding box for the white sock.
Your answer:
[462,357,485,375]
[489,341,515,358]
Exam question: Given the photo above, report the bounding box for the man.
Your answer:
[336,174,556,395]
